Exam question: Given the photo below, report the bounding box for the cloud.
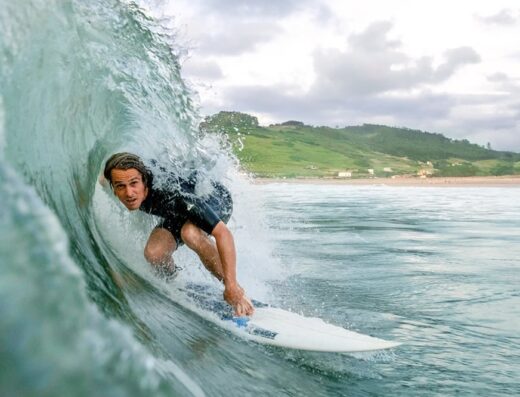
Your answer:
[221,85,310,117]
[222,84,454,125]
[477,9,519,25]
[348,21,401,52]
[309,22,481,98]
[454,114,517,131]
[197,21,283,56]
[308,3,336,25]
[486,72,520,95]
[175,0,321,56]
[487,72,509,82]
[183,59,223,80]
[443,109,519,149]
[436,47,482,79]
[194,0,310,18]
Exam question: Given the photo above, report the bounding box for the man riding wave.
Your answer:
[103,152,254,317]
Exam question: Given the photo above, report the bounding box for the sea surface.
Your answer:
[1,1,519,396]
[258,183,520,396]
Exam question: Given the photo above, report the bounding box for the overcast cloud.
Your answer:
[310,22,481,98]
[194,0,309,18]
[165,0,520,151]
[476,8,520,25]
[197,21,284,56]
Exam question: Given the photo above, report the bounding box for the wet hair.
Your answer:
[103,152,150,186]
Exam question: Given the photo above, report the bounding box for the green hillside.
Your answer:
[201,111,520,178]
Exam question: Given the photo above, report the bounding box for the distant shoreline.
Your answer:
[252,175,520,187]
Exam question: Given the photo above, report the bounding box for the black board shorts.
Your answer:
[157,184,233,247]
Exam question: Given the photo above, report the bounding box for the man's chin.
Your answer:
[125,202,140,210]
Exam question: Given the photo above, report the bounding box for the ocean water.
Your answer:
[1,1,519,396]
[259,183,520,396]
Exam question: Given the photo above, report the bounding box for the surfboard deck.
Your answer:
[179,283,400,353]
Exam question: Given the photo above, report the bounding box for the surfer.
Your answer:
[102,152,254,316]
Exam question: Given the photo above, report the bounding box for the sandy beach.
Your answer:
[253,175,520,187]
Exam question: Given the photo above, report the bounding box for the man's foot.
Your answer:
[154,265,181,282]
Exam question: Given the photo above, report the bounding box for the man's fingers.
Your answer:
[233,297,255,317]
[236,302,247,317]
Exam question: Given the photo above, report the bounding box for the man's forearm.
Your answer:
[212,222,238,286]
[212,222,255,316]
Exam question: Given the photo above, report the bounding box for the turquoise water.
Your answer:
[260,183,520,396]
[1,1,519,396]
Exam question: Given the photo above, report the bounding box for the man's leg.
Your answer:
[180,222,224,281]
[144,227,177,277]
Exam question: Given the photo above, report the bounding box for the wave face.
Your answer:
[0,1,246,395]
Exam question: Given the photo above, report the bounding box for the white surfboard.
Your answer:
[179,283,400,353]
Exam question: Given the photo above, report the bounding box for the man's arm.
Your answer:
[211,221,254,316]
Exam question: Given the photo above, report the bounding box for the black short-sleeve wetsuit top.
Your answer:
[139,172,233,245]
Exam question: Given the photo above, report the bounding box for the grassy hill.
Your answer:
[201,111,520,178]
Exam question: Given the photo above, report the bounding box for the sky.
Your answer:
[152,0,520,151]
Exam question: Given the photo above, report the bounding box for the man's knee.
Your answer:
[180,222,204,248]
[144,244,169,265]
[144,229,176,265]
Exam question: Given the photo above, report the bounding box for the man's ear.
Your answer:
[98,174,111,189]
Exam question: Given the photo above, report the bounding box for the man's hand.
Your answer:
[224,284,255,317]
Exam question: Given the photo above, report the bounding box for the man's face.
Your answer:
[110,168,148,211]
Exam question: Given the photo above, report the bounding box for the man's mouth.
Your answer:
[126,198,137,205]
